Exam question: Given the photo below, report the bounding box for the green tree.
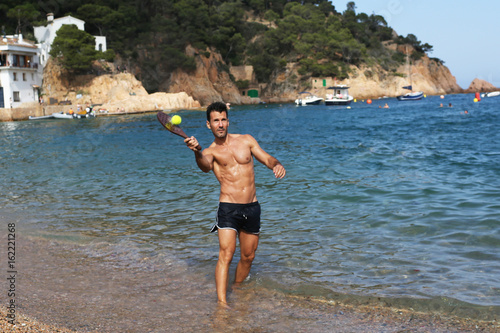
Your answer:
[76,4,114,36]
[49,24,98,73]
[0,0,439,87]
[7,3,40,35]
[395,33,433,56]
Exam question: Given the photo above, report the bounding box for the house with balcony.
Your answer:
[0,34,42,108]
[34,13,107,68]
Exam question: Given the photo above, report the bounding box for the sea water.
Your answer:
[1,94,499,321]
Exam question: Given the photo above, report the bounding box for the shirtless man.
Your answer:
[184,102,286,305]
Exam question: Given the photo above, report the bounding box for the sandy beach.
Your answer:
[1,235,498,333]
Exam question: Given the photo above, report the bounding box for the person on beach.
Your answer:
[184,102,286,306]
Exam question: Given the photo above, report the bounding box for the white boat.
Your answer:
[324,85,354,105]
[397,91,424,101]
[295,92,323,106]
[481,91,500,98]
[51,112,97,119]
[52,112,75,119]
[397,46,423,101]
[29,115,55,120]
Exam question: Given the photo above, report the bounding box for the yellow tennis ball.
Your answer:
[171,115,182,125]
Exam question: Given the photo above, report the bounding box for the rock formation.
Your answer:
[41,59,201,112]
[256,53,463,102]
[166,46,257,106]
[40,46,490,111]
[343,55,463,99]
[464,78,499,93]
[162,45,465,104]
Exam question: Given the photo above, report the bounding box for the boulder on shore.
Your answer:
[464,78,499,93]
[42,59,201,112]
[100,91,200,114]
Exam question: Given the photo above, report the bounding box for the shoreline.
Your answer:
[1,234,498,332]
[2,295,498,333]
[0,91,488,122]
[0,104,206,122]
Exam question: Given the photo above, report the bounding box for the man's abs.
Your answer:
[219,183,257,204]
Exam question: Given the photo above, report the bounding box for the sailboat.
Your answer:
[397,46,424,101]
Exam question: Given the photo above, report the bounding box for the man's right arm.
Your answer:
[184,136,213,173]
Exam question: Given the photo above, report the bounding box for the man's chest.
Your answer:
[214,147,253,167]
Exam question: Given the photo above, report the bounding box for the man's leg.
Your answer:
[235,231,259,283]
[215,229,237,304]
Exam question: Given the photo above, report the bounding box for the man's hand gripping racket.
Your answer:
[157,111,202,151]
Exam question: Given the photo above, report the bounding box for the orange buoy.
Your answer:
[367,99,372,104]
[475,92,481,102]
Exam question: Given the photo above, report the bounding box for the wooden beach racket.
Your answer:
[157,111,202,150]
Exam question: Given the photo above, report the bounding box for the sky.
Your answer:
[334,0,500,88]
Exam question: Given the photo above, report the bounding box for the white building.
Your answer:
[0,34,42,108]
[34,13,107,68]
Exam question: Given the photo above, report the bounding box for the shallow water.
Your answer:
[1,94,499,322]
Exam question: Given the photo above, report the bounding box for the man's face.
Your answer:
[207,111,229,138]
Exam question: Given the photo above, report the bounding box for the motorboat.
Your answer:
[295,92,323,106]
[324,85,354,105]
[481,91,500,98]
[30,107,97,120]
[52,112,76,119]
[29,114,55,120]
[51,111,97,119]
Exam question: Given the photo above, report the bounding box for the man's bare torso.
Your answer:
[205,133,257,204]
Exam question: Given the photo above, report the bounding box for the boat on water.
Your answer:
[52,112,76,119]
[295,92,323,106]
[481,91,500,98]
[30,112,97,120]
[29,114,55,120]
[397,46,423,101]
[30,104,98,121]
[397,90,424,101]
[324,85,354,105]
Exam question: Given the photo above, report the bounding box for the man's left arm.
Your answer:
[248,135,286,179]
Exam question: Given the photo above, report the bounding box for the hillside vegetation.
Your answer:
[2,0,436,93]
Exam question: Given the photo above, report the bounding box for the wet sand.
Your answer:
[1,235,498,332]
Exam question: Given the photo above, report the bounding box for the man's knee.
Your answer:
[219,247,235,264]
[240,251,255,264]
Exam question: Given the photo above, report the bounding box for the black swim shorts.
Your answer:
[211,202,261,234]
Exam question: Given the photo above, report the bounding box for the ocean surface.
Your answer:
[1,94,499,324]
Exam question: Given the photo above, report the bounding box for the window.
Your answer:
[13,92,20,102]
[23,73,26,81]
[13,73,17,81]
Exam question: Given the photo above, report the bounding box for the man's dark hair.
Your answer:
[206,102,228,121]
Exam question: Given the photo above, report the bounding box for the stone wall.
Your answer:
[0,103,78,122]
[0,104,43,121]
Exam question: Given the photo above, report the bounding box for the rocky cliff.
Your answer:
[41,46,490,111]
[166,46,258,105]
[42,59,200,112]
[162,47,465,104]
[342,55,463,99]
[249,54,464,103]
